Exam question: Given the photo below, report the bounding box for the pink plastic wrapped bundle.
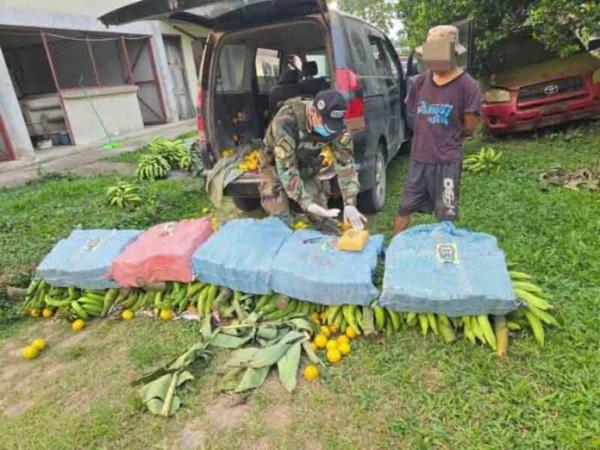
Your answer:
[109,218,213,286]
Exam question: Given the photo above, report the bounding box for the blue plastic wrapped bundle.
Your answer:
[379,222,519,316]
[36,229,140,289]
[270,230,385,305]
[192,218,292,295]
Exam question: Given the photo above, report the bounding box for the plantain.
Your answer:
[477,315,497,350]
[438,315,456,343]
[417,313,429,336]
[524,310,544,347]
[388,309,401,332]
[373,306,386,330]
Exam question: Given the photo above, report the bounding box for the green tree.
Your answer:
[336,0,396,35]
[394,0,600,76]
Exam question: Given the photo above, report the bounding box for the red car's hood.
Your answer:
[489,52,600,89]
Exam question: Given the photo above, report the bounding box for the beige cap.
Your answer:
[415,25,467,56]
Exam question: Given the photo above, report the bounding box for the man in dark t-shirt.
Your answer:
[394,25,483,234]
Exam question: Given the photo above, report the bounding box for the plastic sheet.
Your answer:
[109,219,213,286]
[270,230,384,305]
[36,229,140,289]
[192,218,292,295]
[378,222,519,316]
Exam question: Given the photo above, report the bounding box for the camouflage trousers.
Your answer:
[258,165,339,233]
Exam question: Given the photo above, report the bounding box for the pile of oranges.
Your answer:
[303,312,358,381]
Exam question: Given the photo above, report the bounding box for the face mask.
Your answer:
[313,126,332,138]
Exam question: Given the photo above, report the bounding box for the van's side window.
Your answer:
[217,44,247,92]
[368,35,393,78]
[346,20,379,96]
[382,40,401,79]
[349,30,369,76]
[255,48,281,94]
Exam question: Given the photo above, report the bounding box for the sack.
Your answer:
[192,218,292,295]
[270,230,384,305]
[36,229,140,289]
[109,219,213,286]
[378,222,519,316]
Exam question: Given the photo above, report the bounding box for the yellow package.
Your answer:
[337,230,369,252]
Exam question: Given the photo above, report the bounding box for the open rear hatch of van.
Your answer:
[99,0,327,30]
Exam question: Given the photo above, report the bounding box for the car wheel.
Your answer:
[358,145,387,213]
[232,197,261,212]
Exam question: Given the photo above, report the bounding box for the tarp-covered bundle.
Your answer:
[36,229,140,289]
[379,222,519,316]
[109,219,213,287]
[192,218,292,295]
[270,230,385,305]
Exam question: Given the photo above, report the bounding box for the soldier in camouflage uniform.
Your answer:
[259,90,366,232]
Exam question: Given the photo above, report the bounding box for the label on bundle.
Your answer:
[436,243,459,264]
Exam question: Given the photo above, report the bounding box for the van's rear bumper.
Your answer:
[224,172,264,198]
[223,172,342,198]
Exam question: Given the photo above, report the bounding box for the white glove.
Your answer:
[307,203,340,219]
[343,205,367,231]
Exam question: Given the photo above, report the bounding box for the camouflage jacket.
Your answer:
[261,98,359,209]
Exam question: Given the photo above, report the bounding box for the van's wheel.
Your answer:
[232,197,261,212]
[358,146,387,213]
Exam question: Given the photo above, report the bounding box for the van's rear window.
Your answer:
[217,44,247,92]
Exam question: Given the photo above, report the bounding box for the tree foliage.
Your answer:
[336,0,600,76]
[336,0,396,35]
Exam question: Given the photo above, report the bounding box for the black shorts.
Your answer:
[398,161,462,221]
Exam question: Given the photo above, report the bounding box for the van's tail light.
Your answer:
[335,68,365,131]
[196,87,207,144]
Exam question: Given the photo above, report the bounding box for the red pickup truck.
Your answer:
[482,34,600,134]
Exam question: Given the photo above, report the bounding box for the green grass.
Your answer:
[108,148,148,164]
[0,173,210,289]
[0,122,599,449]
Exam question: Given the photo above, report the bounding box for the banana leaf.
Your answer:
[277,342,301,393]
[218,367,245,392]
[211,332,254,349]
[131,341,210,387]
[138,370,194,416]
[234,366,270,393]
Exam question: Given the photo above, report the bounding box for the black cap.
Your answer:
[313,90,347,135]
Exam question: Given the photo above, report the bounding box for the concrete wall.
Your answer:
[62,85,144,146]
[0,47,34,159]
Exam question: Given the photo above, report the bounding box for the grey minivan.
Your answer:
[101,0,408,213]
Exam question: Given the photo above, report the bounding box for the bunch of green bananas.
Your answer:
[106,181,143,209]
[136,153,171,180]
[36,285,110,320]
[507,268,559,348]
[148,137,190,170]
[178,149,193,172]
[255,295,320,321]
[464,147,502,173]
[23,279,52,316]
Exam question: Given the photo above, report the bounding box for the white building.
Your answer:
[0,0,206,161]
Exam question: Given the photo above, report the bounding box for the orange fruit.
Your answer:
[314,334,327,349]
[326,348,342,364]
[303,364,320,381]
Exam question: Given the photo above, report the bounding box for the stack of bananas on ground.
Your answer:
[106,181,143,209]
[136,153,171,180]
[24,265,558,356]
[463,147,502,173]
[238,149,260,172]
